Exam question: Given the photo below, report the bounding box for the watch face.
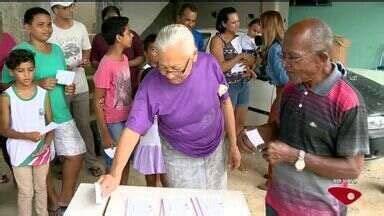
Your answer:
[295,160,305,171]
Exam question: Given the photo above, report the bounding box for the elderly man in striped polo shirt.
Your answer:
[258,19,369,216]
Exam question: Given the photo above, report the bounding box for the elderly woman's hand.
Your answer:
[98,174,120,198]
[229,144,241,170]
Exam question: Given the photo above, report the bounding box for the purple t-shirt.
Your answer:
[126,52,229,157]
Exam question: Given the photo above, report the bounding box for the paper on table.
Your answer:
[163,197,196,216]
[40,122,59,135]
[196,196,224,216]
[245,129,264,148]
[56,70,75,85]
[94,182,108,205]
[104,147,116,159]
[125,197,159,216]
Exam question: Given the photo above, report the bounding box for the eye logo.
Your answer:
[328,186,361,205]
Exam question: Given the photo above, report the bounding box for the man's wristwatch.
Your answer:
[294,150,306,172]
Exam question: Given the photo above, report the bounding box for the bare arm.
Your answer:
[128,56,144,67]
[210,36,243,73]
[99,128,140,196]
[44,94,54,145]
[222,97,241,169]
[264,140,365,179]
[94,88,114,148]
[110,128,140,178]
[304,153,364,179]
[222,98,236,146]
[0,94,40,141]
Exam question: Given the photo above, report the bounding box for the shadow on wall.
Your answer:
[140,1,178,40]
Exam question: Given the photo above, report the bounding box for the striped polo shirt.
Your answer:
[266,63,369,216]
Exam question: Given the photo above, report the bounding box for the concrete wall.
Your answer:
[0,1,167,42]
[117,2,168,35]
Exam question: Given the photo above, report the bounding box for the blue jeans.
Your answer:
[228,79,250,107]
[102,121,125,168]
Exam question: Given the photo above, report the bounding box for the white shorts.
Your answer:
[54,120,86,156]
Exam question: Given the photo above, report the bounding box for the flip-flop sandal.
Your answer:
[0,174,9,184]
[89,167,103,177]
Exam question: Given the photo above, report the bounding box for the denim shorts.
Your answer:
[228,79,250,107]
[102,121,125,168]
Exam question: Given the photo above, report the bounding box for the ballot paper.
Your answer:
[231,36,242,54]
[195,196,224,216]
[245,129,264,148]
[104,147,116,159]
[94,182,109,205]
[40,122,59,135]
[125,197,159,216]
[56,70,75,85]
[231,63,246,74]
[124,196,224,216]
[162,197,196,216]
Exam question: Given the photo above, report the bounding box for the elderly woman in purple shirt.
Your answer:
[99,24,240,194]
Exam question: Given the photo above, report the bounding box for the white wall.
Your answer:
[261,1,289,28]
[117,2,168,35]
[187,2,262,29]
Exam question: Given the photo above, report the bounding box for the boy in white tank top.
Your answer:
[1,49,53,216]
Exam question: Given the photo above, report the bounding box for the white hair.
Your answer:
[307,19,333,53]
[155,24,197,56]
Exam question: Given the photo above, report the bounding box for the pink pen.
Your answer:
[194,197,205,216]
[190,197,199,216]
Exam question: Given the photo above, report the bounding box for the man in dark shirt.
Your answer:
[242,18,369,216]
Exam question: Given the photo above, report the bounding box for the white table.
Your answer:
[65,183,250,216]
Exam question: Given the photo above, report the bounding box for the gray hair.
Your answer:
[306,19,333,54]
[154,24,197,56]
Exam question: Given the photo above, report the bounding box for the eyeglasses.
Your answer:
[158,58,191,76]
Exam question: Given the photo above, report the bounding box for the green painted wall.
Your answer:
[289,2,384,69]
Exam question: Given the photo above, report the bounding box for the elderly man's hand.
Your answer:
[237,130,257,154]
[229,144,241,170]
[65,84,76,96]
[262,140,298,166]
